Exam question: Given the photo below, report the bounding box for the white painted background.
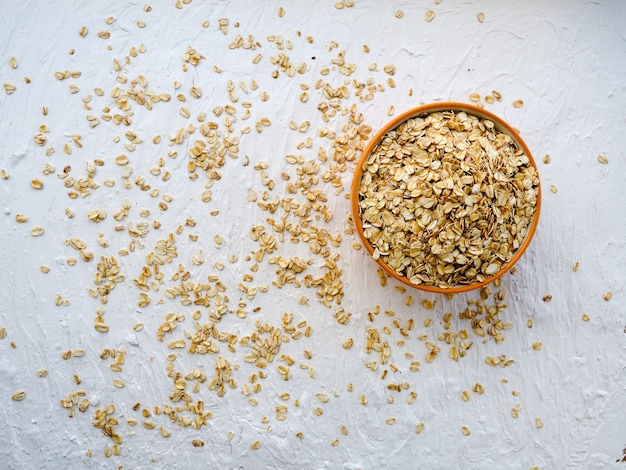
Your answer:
[0,1,624,468]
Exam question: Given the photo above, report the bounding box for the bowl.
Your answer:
[351,102,541,294]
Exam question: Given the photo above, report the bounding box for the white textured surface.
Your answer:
[1,1,625,469]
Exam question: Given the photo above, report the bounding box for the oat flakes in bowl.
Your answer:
[351,102,541,293]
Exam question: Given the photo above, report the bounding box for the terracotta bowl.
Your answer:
[351,102,541,294]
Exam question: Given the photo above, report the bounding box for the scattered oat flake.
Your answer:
[543,154,551,164]
[582,313,590,321]
[30,226,45,237]
[4,83,16,94]
[395,10,404,18]
[549,185,557,193]
[472,383,485,394]
[597,155,609,164]
[513,99,524,108]
[603,291,612,301]
[424,9,435,22]
[11,390,26,401]
[477,12,485,23]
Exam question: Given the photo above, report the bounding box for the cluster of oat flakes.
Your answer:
[358,110,540,288]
